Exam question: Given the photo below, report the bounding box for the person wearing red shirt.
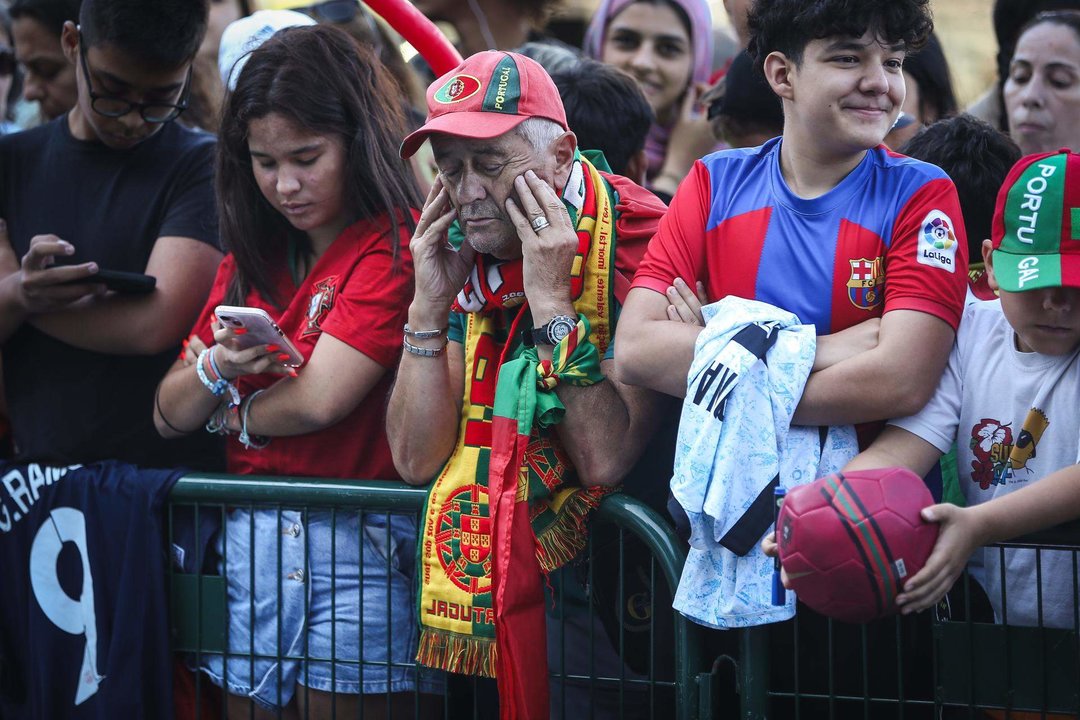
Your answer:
[154,26,440,719]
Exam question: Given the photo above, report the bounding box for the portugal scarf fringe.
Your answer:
[417,628,497,678]
[534,488,605,572]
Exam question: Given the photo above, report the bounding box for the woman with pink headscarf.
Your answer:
[584,0,717,199]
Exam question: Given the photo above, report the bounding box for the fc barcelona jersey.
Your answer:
[633,138,969,334]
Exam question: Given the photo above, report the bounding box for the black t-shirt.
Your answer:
[0,117,223,469]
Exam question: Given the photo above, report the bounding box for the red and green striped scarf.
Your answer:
[417,156,617,717]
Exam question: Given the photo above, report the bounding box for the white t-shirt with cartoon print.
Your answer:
[892,300,1080,628]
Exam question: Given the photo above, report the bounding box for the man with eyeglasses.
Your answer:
[0,0,224,471]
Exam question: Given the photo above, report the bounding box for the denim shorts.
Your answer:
[199,508,444,709]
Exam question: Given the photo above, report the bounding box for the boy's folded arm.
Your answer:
[615,285,703,399]
[792,309,955,426]
[811,317,880,372]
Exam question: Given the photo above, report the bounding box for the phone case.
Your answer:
[94,269,156,294]
[214,305,305,367]
[59,268,156,294]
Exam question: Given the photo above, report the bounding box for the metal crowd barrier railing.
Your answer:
[167,475,1080,720]
[166,474,711,720]
[735,609,938,718]
[735,522,1080,719]
[933,521,1080,719]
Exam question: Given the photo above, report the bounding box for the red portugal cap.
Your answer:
[399,50,569,159]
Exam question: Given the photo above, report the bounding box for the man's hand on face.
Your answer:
[4,231,103,315]
[505,169,577,321]
[409,175,477,322]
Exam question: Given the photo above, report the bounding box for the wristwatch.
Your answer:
[530,314,578,346]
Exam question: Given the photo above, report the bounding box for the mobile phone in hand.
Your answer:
[60,268,156,294]
[214,305,305,367]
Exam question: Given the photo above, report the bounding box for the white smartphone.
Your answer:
[214,305,305,367]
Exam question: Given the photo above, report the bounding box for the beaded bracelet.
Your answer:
[196,348,229,396]
[197,347,241,408]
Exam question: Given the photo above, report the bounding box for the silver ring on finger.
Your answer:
[531,215,551,232]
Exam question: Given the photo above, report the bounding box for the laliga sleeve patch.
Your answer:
[916,210,958,273]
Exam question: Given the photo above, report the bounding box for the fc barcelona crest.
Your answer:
[846,257,883,311]
[303,275,337,336]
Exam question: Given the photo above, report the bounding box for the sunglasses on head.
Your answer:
[0,49,15,77]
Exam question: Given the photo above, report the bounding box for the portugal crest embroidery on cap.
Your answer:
[847,257,884,310]
[434,74,481,104]
[303,275,337,336]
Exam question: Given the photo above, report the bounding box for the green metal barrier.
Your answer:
[168,474,429,658]
[172,475,1080,718]
[933,526,1080,718]
[593,495,706,720]
[167,474,710,719]
[734,524,1080,719]
[170,474,428,509]
[735,612,937,719]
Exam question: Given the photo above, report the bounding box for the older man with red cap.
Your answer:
[387,50,667,718]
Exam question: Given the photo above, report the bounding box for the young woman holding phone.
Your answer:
[154,25,439,719]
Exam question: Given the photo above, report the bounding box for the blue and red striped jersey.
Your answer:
[634,138,969,334]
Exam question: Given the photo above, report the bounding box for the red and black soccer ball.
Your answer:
[776,467,939,624]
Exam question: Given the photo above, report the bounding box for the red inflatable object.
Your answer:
[365,0,462,77]
[776,467,939,624]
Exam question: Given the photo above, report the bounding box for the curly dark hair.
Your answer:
[217,25,421,307]
[747,0,933,69]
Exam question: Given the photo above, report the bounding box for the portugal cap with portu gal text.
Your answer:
[991,149,1080,292]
